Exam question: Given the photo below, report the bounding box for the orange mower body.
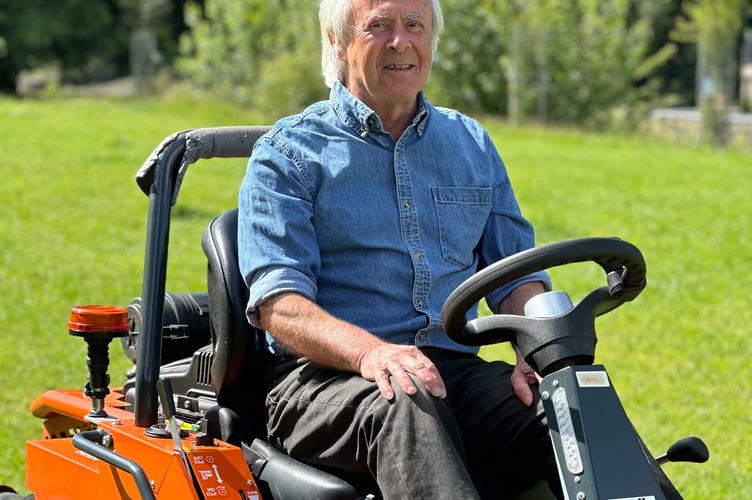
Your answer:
[25,388,261,499]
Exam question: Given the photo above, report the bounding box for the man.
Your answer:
[238,0,562,497]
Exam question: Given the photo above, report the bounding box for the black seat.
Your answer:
[201,208,369,500]
[202,208,268,440]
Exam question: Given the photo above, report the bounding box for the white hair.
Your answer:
[319,0,444,88]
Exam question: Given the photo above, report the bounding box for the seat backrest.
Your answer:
[202,208,269,437]
[203,209,375,498]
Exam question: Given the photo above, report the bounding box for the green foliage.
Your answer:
[176,0,681,128]
[177,0,327,107]
[501,0,677,127]
[0,0,128,91]
[255,48,329,118]
[428,0,510,113]
[681,0,746,60]
[0,0,191,94]
[674,0,747,145]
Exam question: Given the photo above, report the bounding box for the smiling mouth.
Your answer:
[385,64,413,70]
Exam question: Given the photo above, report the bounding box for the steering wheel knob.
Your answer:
[524,291,575,319]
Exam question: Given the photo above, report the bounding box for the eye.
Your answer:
[406,17,426,32]
[367,17,388,31]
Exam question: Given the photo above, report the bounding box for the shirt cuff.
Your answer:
[485,270,552,311]
[246,266,317,328]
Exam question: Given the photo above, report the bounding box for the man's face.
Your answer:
[340,0,433,113]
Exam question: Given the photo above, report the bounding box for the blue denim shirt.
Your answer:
[239,81,549,354]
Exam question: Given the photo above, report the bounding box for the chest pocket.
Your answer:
[432,187,493,268]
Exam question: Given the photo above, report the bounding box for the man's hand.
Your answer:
[358,344,447,400]
[498,281,547,406]
[511,346,541,406]
[258,293,446,401]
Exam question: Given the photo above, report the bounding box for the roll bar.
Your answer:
[132,126,270,428]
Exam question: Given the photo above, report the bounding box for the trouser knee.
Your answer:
[374,378,466,453]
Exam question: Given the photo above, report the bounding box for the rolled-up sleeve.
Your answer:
[238,134,320,325]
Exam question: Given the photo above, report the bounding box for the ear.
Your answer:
[329,32,346,61]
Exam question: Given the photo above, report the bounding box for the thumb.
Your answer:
[512,369,535,407]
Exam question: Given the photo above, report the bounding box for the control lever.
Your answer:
[655,436,709,465]
[156,378,185,452]
[156,378,206,500]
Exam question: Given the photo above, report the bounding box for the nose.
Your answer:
[387,26,411,52]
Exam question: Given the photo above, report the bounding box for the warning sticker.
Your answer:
[576,371,610,387]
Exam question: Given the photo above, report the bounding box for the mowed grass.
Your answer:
[0,94,262,494]
[481,122,752,498]
[1,95,750,498]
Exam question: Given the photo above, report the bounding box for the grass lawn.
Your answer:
[1,94,749,498]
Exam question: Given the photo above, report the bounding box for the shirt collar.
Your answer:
[330,80,430,138]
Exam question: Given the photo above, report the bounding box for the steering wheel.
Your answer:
[441,237,647,375]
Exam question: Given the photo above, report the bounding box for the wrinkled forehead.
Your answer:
[351,0,432,21]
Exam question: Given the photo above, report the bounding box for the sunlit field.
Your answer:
[1,95,749,498]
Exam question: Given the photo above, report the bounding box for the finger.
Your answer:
[406,363,446,399]
[375,370,395,400]
[511,369,534,407]
[389,365,418,397]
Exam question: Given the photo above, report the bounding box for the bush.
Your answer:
[176,0,325,108]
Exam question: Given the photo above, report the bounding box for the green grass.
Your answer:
[481,123,752,497]
[1,96,749,498]
[0,94,261,494]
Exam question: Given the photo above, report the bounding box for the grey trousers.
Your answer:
[265,347,562,499]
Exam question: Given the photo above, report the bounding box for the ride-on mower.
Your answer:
[4,127,708,499]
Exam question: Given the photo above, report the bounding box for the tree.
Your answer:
[429,0,678,127]
[428,0,510,114]
[510,0,677,127]
[177,0,326,114]
[118,0,173,91]
[647,0,697,105]
[0,0,197,95]
[674,0,747,146]
[0,0,129,93]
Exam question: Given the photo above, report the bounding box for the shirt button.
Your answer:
[403,202,410,209]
